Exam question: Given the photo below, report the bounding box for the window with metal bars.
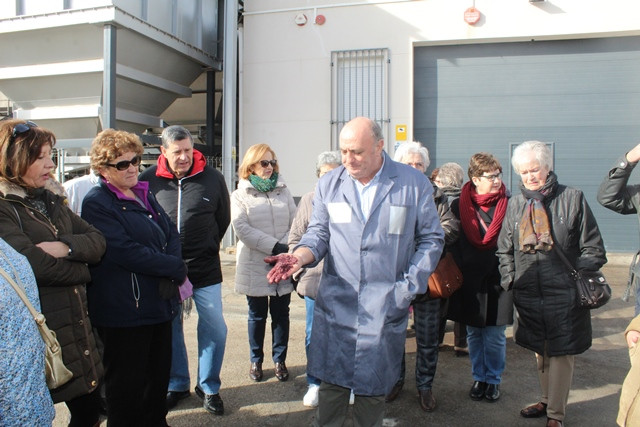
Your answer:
[331,48,389,150]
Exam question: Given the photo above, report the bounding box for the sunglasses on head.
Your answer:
[106,155,142,171]
[9,121,38,145]
[259,159,277,168]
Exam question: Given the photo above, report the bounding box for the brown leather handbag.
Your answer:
[427,252,463,299]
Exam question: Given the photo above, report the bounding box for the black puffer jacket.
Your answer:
[139,149,230,288]
[496,175,606,356]
[0,179,106,403]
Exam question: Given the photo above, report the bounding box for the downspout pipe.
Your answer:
[222,0,238,249]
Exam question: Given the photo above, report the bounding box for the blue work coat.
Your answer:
[298,152,444,396]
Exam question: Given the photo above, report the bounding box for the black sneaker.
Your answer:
[195,385,224,415]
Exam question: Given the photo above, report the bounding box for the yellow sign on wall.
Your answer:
[395,125,407,141]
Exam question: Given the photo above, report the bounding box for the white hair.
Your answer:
[436,162,464,189]
[315,151,341,177]
[393,141,430,169]
[511,140,553,173]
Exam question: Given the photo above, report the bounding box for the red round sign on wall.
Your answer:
[464,7,481,25]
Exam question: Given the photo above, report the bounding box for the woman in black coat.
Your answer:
[447,152,512,404]
[0,120,106,426]
[497,140,606,427]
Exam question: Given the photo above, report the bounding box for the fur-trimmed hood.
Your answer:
[0,177,67,200]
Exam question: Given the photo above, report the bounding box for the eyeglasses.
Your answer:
[10,121,38,145]
[259,159,277,168]
[106,156,142,171]
[480,172,502,181]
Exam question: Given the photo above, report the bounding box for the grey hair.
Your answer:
[511,140,553,173]
[316,151,342,177]
[436,162,464,189]
[370,119,384,142]
[393,141,430,169]
[161,125,194,149]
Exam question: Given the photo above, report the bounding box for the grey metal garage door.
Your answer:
[414,36,640,252]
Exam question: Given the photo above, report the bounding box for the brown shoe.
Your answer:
[275,361,289,381]
[385,380,404,402]
[546,418,563,427]
[520,402,547,418]
[418,389,436,412]
[249,362,263,382]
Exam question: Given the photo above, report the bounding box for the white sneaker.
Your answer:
[303,384,320,407]
[349,390,355,405]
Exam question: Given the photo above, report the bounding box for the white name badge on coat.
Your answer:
[328,202,352,223]
[388,205,407,235]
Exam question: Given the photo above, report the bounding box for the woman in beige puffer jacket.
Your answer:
[231,143,296,383]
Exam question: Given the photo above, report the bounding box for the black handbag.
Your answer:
[554,245,611,309]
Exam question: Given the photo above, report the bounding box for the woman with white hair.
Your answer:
[388,141,459,412]
[288,151,342,407]
[497,140,606,427]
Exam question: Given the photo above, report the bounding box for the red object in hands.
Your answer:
[265,254,298,283]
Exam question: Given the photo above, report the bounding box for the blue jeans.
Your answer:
[466,325,507,385]
[169,284,227,395]
[399,297,440,390]
[305,296,321,386]
[247,294,291,363]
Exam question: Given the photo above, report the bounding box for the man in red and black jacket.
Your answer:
[139,125,230,416]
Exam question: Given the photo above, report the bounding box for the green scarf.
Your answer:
[249,172,279,193]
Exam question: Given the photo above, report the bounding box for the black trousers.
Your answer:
[65,387,101,427]
[98,321,172,427]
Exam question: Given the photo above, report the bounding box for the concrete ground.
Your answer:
[54,252,637,426]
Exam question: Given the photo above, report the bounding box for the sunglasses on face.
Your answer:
[106,155,142,171]
[10,121,38,145]
[259,159,277,168]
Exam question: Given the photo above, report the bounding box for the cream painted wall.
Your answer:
[242,0,640,196]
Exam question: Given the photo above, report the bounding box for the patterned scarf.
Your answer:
[25,187,51,221]
[518,171,557,253]
[249,172,279,193]
[459,181,508,250]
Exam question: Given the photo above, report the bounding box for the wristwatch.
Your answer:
[68,246,73,256]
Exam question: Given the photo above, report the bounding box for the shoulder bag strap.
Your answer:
[552,243,580,280]
[542,203,579,278]
[0,264,40,319]
[0,254,58,349]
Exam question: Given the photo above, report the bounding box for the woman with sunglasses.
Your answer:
[0,120,106,426]
[447,152,513,404]
[231,143,296,383]
[81,129,187,426]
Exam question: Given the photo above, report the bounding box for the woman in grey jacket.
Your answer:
[231,143,297,383]
[497,141,606,427]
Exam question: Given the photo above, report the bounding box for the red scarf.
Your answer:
[459,181,508,250]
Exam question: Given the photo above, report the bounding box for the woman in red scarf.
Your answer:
[447,152,513,404]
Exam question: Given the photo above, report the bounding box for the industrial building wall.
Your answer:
[243,0,640,251]
[413,36,640,252]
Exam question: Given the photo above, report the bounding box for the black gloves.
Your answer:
[272,242,289,255]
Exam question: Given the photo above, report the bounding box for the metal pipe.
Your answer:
[222,0,238,249]
[102,24,116,130]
